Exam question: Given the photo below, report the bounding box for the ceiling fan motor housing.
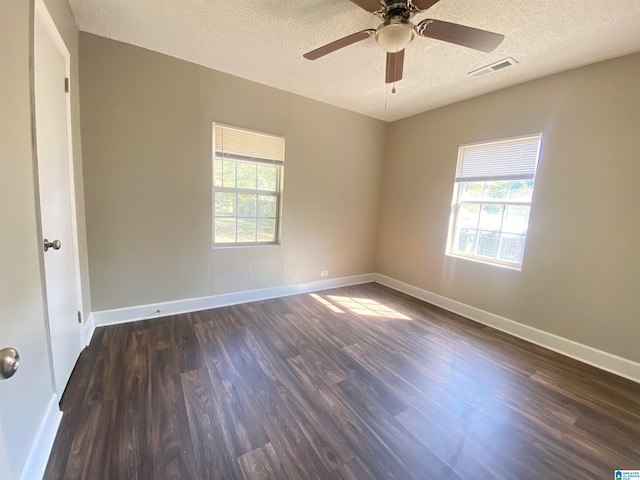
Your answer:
[383,2,414,19]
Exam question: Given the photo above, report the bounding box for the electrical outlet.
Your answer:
[320,270,329,277]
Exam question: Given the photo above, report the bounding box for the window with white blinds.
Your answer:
[456,135,541,182]
[213,123,284,246]
[447,134,542,269]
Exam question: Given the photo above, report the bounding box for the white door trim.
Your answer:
[34,0,85,385]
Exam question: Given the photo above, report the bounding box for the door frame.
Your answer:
[34,0,85,393]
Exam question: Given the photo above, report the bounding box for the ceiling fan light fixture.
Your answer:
[375,20,415,53]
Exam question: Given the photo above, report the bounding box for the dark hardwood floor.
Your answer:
[45,283,640,479]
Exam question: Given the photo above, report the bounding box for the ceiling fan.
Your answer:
[303,0,505,84]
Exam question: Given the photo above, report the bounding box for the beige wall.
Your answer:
[0,0,88,477]
[79,33,385,311]
[79,33,639,365]
[377,53,640,364]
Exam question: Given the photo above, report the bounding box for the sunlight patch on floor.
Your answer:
[308,294,412,320]
[310,293,345,313]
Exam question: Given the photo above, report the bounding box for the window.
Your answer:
[213,123,284,246]
[446,134,542,269]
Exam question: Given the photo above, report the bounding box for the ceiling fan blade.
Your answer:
[349,0,384,13]
[385,50,405,84]
[416,19,504,53]
[410,0,441,11]
[304,29,376,60]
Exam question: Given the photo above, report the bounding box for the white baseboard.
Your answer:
[20,394,62,480]
[82,312,95,347]
[374,274,640,384]
[89,271,639,383]
[93,273,376,327]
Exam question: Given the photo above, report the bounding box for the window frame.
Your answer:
[212,124,284,248]
[446,134,542,270]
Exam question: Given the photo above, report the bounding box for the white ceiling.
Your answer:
[68,0,640,122]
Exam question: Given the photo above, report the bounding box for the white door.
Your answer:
[34,4,83,399]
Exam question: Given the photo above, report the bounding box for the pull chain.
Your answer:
[384,83,389,109]
[385,38,400,109]
[391,35,399,95]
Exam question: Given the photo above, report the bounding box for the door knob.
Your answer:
[43,238,61,251]
[0,347,20,380]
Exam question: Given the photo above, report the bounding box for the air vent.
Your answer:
[468,57,518,77]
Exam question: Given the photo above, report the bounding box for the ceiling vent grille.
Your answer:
[468,57,518,77]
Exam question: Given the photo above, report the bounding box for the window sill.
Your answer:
[213,242,281,250]
[445,252,522,271]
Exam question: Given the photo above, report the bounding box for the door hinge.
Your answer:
[77,311,82,324]
[65,77,69,93]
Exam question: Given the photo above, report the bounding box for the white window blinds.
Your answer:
[214,124,284,163]
[455,134,542,182]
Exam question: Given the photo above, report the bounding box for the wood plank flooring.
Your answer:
[45,283,640,479]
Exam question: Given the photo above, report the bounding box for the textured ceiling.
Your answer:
[68,0,640,122]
